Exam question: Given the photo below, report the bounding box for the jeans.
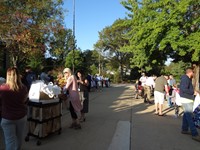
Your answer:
[167,97,172,107]
[181,102,198,136]
[1,116,27,150]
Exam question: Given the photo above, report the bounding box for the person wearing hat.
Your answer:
[63,68,82,129]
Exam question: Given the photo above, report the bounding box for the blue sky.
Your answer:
[63,0,128,50]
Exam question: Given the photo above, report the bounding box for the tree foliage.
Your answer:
[49,28,74,65]
[65,49,83,71]
[164,61,191,81]
[0,0,64,67]
[94,19,132,80]
[64,49,101,75]
[121,0,200,72]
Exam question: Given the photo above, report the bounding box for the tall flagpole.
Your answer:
[72,0,75,72]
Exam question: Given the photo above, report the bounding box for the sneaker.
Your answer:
[181,131,191,135]
[192,135,200,142]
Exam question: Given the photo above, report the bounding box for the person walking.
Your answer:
[139,73,147,87]
[179,67,200,142]
[143,75,156,104]
[77,71,89,122]
[0,67,28,150]
[154,75,169,116]
[63,68,82,129]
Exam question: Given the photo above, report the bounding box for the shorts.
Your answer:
[154,91,165,104]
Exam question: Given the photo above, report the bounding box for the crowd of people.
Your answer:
[0,66,111,150]
[1,65,200,149]
[134,68,200,142]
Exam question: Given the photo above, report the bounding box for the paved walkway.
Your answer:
[0,84,200,150]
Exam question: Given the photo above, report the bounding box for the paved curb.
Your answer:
[108,121,131,150]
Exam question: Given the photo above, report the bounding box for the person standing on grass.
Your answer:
[154,74,169,116]
[179,67,200,142]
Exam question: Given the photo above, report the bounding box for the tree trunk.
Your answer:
[192,63,199,91]
[3,48,7,69]
[120,62,123,82]
[12,55,18,67]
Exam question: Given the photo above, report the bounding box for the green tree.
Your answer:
[0,0,64,67]
[49,28,74,66]
[82,50,100,74]
[95,19,132,81]
[121,0,200,88]
[164,61,191,82]
[65,49,84,71]
[90,64,98,75]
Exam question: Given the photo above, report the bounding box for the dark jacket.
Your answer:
[179,75,194,100]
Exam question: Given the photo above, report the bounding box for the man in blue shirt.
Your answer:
[180,67,200,142]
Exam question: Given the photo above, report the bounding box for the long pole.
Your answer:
[98,51,101,75]
[72,0,75,72]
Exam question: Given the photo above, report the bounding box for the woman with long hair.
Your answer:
[0,67,28,150]
[77,70,89,122]
[63,68,82,129]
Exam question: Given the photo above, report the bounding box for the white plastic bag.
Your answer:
[28,80,43,101]
[175,92,182,106]
[52,85,62,98]
[29,81,62,102]
[41,82,54,98]
[193,94,200,112]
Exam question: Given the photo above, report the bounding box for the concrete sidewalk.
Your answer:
[1,84,200,150]
[130,89,200,150]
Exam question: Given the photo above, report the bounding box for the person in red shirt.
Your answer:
[0,67,28,150]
